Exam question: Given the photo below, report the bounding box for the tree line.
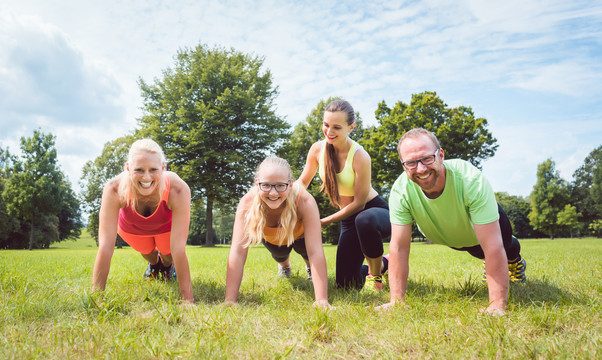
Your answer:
[1,44,600,248]
[0,131,83,249]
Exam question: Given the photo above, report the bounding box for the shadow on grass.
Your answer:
[190,273,582,308]
[509,276,585,306]
[402,276,583,307]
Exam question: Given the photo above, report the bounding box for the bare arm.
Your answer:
[377,223,412,309]
[320,148,373,225]
[92,179,121,292]
[474,220,508,314]
[167,172,194,303]
[224,193,252,304]
[297,189,330,306]
[297,142,321,189]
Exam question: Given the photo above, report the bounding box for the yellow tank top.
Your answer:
[263,184,304,246]
[318,139,360,197]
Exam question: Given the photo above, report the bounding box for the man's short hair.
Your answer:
[397,128,440,160]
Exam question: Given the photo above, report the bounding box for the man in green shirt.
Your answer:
[381,128,526,316]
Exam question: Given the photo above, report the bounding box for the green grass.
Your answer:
[1,238,600,359]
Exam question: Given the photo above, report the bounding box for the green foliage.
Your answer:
[277,97,364,244]
[362,92,498,196]
[138,44,289,245]
[571,145,602,234]
[79,135,136,244]
[1,130,82,249]
[588,219,602,237]
[0,147,21,246]
[556,204,582,238]
[529,159,570,239]
[495,192,542,239]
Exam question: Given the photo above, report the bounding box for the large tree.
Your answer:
[2,130,82,249]
[80,135,136,243]
[495,192,541,239]
[528,159,570,239]
[362,91,498,196]
[571,145,602,234]
[0,147,22,248]
[556,204,582,238]
[278,97,364,244]
[138,44,289,245]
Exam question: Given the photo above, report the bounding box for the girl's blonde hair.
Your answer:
[243,157,298,248]
[118,139,166,211]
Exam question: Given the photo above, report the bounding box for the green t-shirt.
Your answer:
[389,159,499,248]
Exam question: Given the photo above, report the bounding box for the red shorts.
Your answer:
[117,227,171,255]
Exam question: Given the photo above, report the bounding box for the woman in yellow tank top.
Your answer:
[225,157,331,308]
[299,99,391,291]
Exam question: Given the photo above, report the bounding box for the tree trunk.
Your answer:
[28,218,34,250]
[204,197,214,247]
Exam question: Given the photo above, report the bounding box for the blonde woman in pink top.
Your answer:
[92,139,194,303]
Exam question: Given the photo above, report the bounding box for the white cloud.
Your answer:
[0,12,129,185]
[1,0,601,199]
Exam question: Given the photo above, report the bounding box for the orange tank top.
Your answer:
[263,184,304,246]
[118,173,172,235]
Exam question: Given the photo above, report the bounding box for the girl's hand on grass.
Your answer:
[375,299,406,311]
[313,299,333,310]
[179,301,195,308]
[224,299,237,307]
[479,306,506,317]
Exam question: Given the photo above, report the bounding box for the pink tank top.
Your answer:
[118,173,172,235]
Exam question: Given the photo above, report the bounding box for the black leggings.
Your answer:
[336,195,391,289]
[262,238,309,263]
[451,204,521,260]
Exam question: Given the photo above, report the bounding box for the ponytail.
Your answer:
[321,99,355,208]
[321,143,341,207]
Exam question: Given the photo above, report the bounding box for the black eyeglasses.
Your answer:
[401,148,440,169]
[258,182,290,192]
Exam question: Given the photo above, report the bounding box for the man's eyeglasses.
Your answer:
[401,149,440,170]
[258,182,290,192]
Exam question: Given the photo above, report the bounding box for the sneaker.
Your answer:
[306,267,312,281]
[363,274,384,293]
[508,257,527,283]
[278,264,292,278]
[144,262,160,281]
[161,263,177,281]
[382,255,389,286]
[482,258,527,283]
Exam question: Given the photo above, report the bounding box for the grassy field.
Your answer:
[0,235,600,359]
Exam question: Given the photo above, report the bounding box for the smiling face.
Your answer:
[127,151,164,197]
[255,164,292,210]
[322,111,354,145]
[398,134,446,197]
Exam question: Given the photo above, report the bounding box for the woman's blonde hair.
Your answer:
[243,157,298,248]
[118,139,166,210]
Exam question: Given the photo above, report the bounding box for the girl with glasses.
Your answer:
[92,139,194,303]
[298,99,391,292]
[225,157,331,308]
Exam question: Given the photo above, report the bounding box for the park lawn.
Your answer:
[0,238,600,359]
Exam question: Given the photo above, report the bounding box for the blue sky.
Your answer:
[1,0,601,198]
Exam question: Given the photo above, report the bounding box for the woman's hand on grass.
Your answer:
[479,306,506,317]
[313,299,333,310]
[375,298,407,311]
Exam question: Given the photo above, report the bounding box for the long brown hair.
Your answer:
[322,99,355,207]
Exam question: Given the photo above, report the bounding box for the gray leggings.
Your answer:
[262,238,308,263]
